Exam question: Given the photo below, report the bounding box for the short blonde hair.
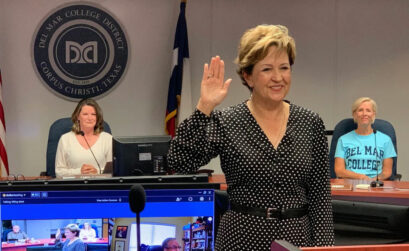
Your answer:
[235,24,296,90]
[352,97,377,123]
[65,224,80,236]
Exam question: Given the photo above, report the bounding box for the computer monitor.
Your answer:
[0,183,216,251]
[332,199,409,244]
[113,135,171,176]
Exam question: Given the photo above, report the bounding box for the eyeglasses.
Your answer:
[7,174,25,181]
[164,246,182,250]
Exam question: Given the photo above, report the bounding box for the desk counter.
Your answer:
[209,175,409,205]
[1,238,109,251]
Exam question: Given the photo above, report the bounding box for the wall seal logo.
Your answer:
[33,3,128,100]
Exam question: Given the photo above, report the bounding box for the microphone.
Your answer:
[370,128,384,187]
[79,131,101,174]
[129,185,146,251]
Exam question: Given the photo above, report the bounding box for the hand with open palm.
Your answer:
[197,56,232,116]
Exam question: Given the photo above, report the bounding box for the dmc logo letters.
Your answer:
[66,41,98,64]
[33,3,128,99]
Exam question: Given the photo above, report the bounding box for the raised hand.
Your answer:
[56,228,61,239]
[197,56,232,116]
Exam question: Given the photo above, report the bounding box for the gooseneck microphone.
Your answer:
[370,129,384,187]
[79,131,101,174]
[129,184,146,251]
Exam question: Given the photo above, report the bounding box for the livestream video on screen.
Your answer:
[0,188,215,251]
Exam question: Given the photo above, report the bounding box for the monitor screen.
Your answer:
[113,135,171,176]
[0,184,216,251]
[332,199,409,244]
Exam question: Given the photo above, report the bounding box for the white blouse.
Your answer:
[55,131,112,177]
[79,228,96,240]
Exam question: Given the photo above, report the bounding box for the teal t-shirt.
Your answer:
[335,130,396,178]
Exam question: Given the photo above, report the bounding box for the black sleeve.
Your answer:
[167,109,225,174]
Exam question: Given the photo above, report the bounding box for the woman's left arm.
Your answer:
[377,135,396,181]
[100,133,113,174]
[106,133,113,162]
[378,158,393,180]
[91,228,97,238]
[54,229,63,247]
[307,115,335,246]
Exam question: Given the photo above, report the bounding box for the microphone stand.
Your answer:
[129,185,146,251]
[136,212,141,251]
[370,129,384,187]
[80,131,102,174]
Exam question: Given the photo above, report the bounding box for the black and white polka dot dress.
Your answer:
[168,101,335,250]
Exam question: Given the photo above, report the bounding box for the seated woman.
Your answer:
[55,98,112,177]
[79,222,96,241]
[55,224,86,251]
[334,97,396,180]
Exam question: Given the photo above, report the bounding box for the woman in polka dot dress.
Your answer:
[168,24,334,250]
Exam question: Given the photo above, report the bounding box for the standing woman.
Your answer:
[168,24,334,249]
[55,98,112,177]
[334,97,396,180]
[55,224,86,251]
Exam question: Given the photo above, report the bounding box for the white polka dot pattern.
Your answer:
[168,101,335,250]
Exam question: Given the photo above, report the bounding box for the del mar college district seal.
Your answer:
[33,3,128,99]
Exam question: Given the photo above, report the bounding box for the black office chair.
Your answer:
[2,228,12,242]
[146,245,163,251]
[45,117,111,177]
[329,118,400,180]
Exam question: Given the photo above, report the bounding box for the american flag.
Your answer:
[0,69,9,176]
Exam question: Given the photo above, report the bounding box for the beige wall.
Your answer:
[1,0,408,179]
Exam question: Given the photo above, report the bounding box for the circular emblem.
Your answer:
[33,3,128,100]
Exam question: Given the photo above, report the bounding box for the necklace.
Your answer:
[271,106,286,148]
[248,100,287,148]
